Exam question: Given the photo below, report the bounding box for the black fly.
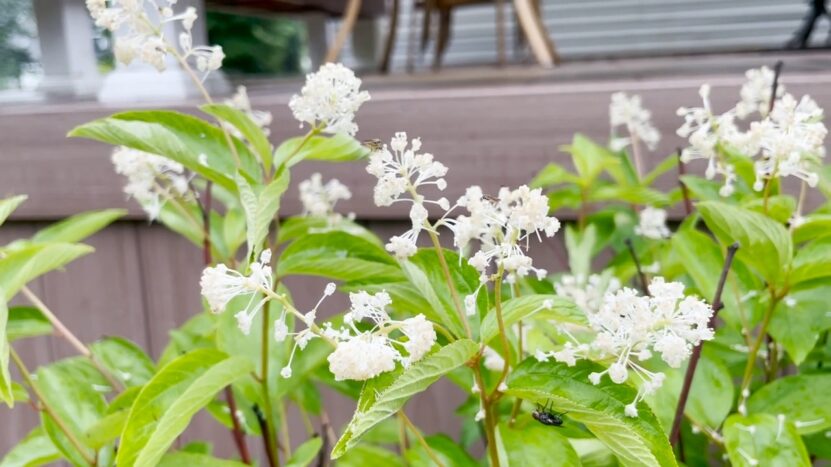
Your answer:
[532,400,566,427]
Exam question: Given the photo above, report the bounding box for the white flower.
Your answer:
[635,207,671,239]
[369,133,449,258]
[299,173,352,217]
[111,147,190,220]
[200,250,274,334]
[555,273,621,314]
[401,314,437,365]
[677,85,746,197]
[289,63,370,136]
[327,333,398,381]
[609,92,661,151]
[547,277,713,417]
[280,366,292,378]
[225,86,273,136]
[751,93,826,189]
[736,66,785,119]
[482,346,505,372]
[448,185,559,283]
[346,290,392,325]
[86,0,223,78]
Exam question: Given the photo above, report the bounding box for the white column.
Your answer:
[32,0,101,98]
[98,0,230,103]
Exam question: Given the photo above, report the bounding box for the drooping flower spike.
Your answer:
[111,147,191,220]
[200,249,274,335]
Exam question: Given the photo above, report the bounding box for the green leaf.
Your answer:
[642,153,679,186]
[495,420,581,466]
[201,103,272,171]
[405,433,478,467]
[565,224,596,278]
[480,295,584,345]
[31,209,125,244]
[0,426,61,467]
[34,358,109,464]
[698,201,792,285]
[793,214,831,244]
[399,248,485,339]
[273,133,369,169]
[746,374,831,435]
[724,413,810,467]
[530,163,580,188]
[332,339,479,458]
[285,437,323,467]
[83,386,142,449]
[0,243,94,300]
[590,185,670,206]
[649,351,733,432]
[743,195,796,224]
[0,297,10,407]
[6,306,52,341]
[158,451,248,467]
[237,170,290,260]
[506,359,677,467]
[769,287,831,365]
[0,195,27,227]
[277,216,381,246]
[789,238,831,285]
[337,445,403,467]
[563,134,614,186]
[90,337,156,387]
[277,231,403,282]
[116,349,254,467]
[69,111,260,192]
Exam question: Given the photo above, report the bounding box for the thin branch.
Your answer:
[624,238,649,295]
[767,61,784,115]
[254,404,277,467]
[400,410,445,467]
[11,348,96,465]
[669,242,739,446]
[21,286,123,392]
[677,148,693,215]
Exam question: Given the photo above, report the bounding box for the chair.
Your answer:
[206,0,387,64]
[378,0,558,71]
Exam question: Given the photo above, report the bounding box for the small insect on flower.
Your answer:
[532,400,566,427]
[362,139,384,152]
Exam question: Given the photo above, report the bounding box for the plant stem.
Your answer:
[400,410,445,467]
[472,363,500,467]
[738,290,782,409]
[624,239,649,295]
[677,148,693,215]
[397,411,410,458]
[492,268,512,397]
[278,399,292,458]
[20,286,123,392]
[194,182,252,464]
[260,302,279,467]
[669,242,739,446]
[10,347,96,466]
[425,229,472,338]
[767,61,784,115]
[509,284,524,427]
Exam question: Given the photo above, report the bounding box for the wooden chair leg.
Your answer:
[379,0,400,73]
[324,0,362,63]
[433,7,452,70]
[421,0,435,52]
[512,0,554,67]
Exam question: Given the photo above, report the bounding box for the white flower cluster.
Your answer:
[609,92,661,152]
[451,185,560,284]
[635,206,671,240]
[537,277,714,417]
[111,146,190,220]
[325,291,437,381]
[735,66,784,119]
[678,67,827,196]
[200,250,274,334]
[751,93,826,190]
[86,0,223,75]
[554,273,621,315]
[367,132,449,259]
[289,63,370,136]
[225,86,273,136]
[299,173,352,219]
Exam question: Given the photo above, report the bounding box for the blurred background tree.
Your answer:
[0,0,33,87]
[207,11,304,76]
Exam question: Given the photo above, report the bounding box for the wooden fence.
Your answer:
[2,52,830,459]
